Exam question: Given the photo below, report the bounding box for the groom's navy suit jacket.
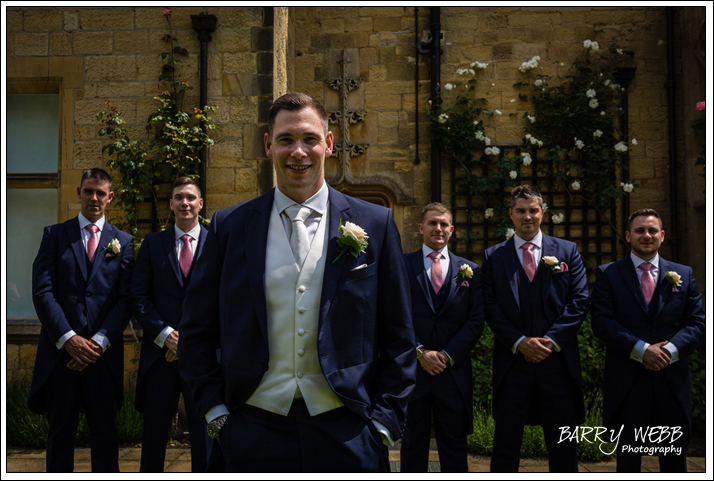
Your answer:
[591,256,705,439]
[482,234,589,424]
[29,217,134,414]
[178,186,416,440]
[131,225,207,411]
[404,250,484,435]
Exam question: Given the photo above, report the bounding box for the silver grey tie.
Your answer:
[286,205,311,269]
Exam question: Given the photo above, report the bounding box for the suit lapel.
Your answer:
[652,258,670,321]
[410,251,435,313]
[319,187,351,325]
[441,251,461,313]
[162,227,183,287]
[66,217,89,281]
[246,191,273,343]
[540,234,554,304]
[501,237,520,308]
[618,258,649,315]
[88,222,115,284]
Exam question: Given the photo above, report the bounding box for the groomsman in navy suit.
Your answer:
[591,208,705,472]
[400,203,485,472]
[482,185,589,472]
[178,93,415,472]
[29,168,134,472]
[131,177,211,471]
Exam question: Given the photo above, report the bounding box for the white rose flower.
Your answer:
[621,182,634,193]
[601,111,606,116]
[589,98,599,109]
[583,40,593,49]
[485,147,493,156]
[470,61,477,67]
[491,83,495,86]
[527,115,536,124]
[534,79,543,87]
[614,141,628,153]
[475,131,485,141]
[617,48,624,55]
[484,136,491,146]
[491,146,501,155]
[521,153,532,166]
[457,69,466,75]
[473,120,480,126]
[604,79,611,86]
[510,99,516,103]
[530,136,539,145]
[543,256,560,267]
[631,138,637,145]
[469,69,476,75]
[571,180,581,191]
[586,89,597,98]
[593,129,603,138]
[591,41,599,52]
[505,228,515,239]
[495,110,502,115]
[509,170,518,179]
[525,133,532,139]
[538,140,544,147]
[666,271,682,286]
[484,208,494,219]
[444,83,453,90]
[575,139,585,149]
[542,202,548,212]
[458,264,474,279]
[552,213,565,224]
[342,221,369,244]
[438,113,449,124]
[109,238,121,254]
[560,62,565,66]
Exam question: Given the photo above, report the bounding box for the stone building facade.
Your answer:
[5,6,706,385]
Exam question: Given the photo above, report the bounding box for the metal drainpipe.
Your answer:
[665,7,679,262]
[191,13,217,218]
[429,7,442,203]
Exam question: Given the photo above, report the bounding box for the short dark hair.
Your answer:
[627,208,662,230]
[420,202,452,223]
[172,176,201,197]
[268,92,329,135]
[509,184,543,208]
[81,168,112,187]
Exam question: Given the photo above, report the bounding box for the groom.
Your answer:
[178,92,416,472]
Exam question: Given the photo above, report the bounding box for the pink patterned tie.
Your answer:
[640,262,655,305]
[522,242,536,282]
[86,224,99,262]
[179,234,193,277]
[428,251,443,293]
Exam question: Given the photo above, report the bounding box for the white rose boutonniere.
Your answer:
[333,220,369,264]
[454,264,474,286]
[101,238,122,257]
[542,256,561,277]
[664,270,682,292]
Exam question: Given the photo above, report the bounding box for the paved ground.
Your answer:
[5,441,706,473]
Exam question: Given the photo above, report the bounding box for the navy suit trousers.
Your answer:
[219,400,389,472]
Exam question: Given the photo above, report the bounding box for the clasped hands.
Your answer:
[642,340,670,371]
[65,335,102,371]
[418,350,449,376]
[518,337,554,363]
[164,330,179,362]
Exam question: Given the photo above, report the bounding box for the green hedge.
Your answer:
[6,378,143,448]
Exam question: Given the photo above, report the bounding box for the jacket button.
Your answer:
[298,349,305,356]
[297,371,304,378]
[298,329,305,335]
[298,286,306,293]
[298,307,306,314]
[86,292,91,297]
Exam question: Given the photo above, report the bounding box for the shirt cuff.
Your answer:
[372,419,394,447]
[544,335,561,352]
[662,342,679,364]
[206,404,230,424]
[56,330,76,350]
[91,332,110,352]
[442,350,455,366]
[155,326,175,348]
[512,335,526,354]
[630,340,649,363]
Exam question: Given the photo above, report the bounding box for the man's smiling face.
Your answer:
[264,107,333,204]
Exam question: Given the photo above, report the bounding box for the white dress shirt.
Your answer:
[56,213,110,352]
[511,230,561,353]
[629,252,678,364]
[154,223,203,348]
[274,181,329,246]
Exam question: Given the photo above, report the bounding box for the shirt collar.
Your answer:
[175,223,201,242]
[631,252,659,270]
[514,230,542,250]
[274,181,329,216]
[422,244,449,259]
[78,212,105,232]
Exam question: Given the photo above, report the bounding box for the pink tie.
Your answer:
[522,242,536,282]
[428,251,443,293]
[640,262,655,305]
[179,234,193,277]
[86,224,99,262]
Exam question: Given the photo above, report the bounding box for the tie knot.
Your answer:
[181,234,192,245]
[521,242,534,252]
[86,224,99,234]
[286,205,311,223]
[640,262,652,272]
[428,251,442,261]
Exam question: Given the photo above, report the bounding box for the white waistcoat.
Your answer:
[245,202,343,416]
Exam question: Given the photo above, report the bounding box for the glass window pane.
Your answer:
[7,94,59,173]
[7,189,58,318]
